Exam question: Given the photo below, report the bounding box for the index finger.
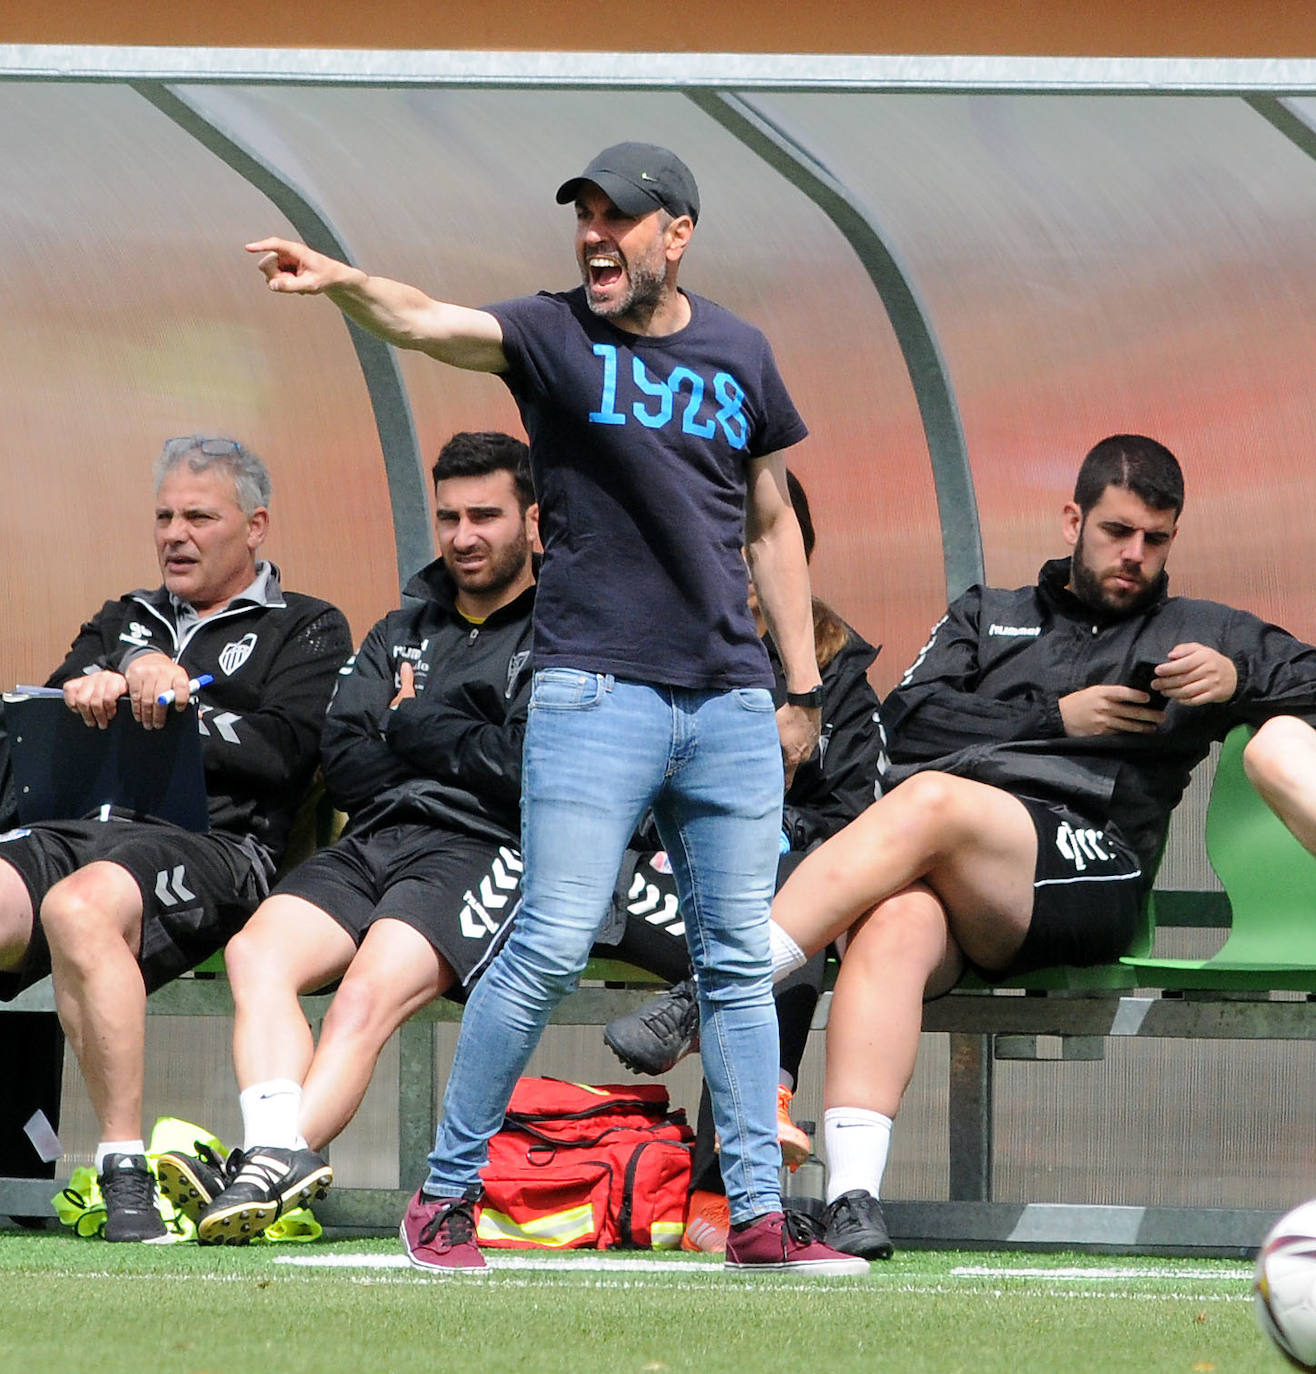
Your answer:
[245,237,298,255]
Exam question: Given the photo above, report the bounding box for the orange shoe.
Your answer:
[777,1085,811,1172]
[681,1189,731,1254]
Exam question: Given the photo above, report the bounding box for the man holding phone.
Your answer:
[761,433,1316,1261]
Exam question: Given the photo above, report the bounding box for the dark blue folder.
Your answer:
[4,692,209,832]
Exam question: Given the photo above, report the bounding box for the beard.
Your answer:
[1069,528,1159,617]
[583,253,667,324]
[449,527,532,600]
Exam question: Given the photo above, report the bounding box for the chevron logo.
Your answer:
[459,847,523,939]
[154,865,196,907]
[477,848,523,910]
[625,873,684,937]
[197,710,241,744]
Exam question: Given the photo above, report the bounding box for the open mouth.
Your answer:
[588,255,623,290]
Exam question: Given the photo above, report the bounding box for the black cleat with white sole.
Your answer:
[196,1146,332,1245]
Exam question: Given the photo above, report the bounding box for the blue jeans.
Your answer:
[426,670,785,1224]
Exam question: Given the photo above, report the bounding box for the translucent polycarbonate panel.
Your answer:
[181,84,940,690]
[757,92,1316,647]
[0,82,398,685]
[991,1036,1316,1210]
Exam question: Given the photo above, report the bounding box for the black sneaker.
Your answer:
[98,1153,168,1243]
[822,1189,894,1260]
[603,978,700,1076]
[196,1146,332,1245]
[157,1142,235,1223]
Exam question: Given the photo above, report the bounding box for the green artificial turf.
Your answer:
[0,1232,1284,1374]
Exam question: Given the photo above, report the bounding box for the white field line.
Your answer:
[267,1251,1254,1299]
[951,1265,1252,1283]
[276,1252,706,1272]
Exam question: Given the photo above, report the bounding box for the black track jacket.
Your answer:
[883,557,1316,880]
[769,622,885,850]
[48,566,351,868]
[320,558,535,848]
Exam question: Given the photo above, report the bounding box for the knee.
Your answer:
[498,923,589,999]
[222,922,263,991]
[223,918,306,1007]
[1243,717,1314,797]
[319,976,383,1043]
[891,771,972,836]
[40,872,124,956]
[845,888,948,976]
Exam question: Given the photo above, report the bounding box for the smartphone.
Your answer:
[1128,659,1169,711]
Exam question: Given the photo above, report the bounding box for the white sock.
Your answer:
[769,921,807,981]
[96,1139,146,1171]
[239,1079,306,1152]
[824,1106,893,1203]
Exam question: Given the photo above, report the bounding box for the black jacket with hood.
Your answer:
[320,558,535,847]
[883,557,1316,880]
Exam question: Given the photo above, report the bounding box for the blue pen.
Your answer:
[157,673,214,707]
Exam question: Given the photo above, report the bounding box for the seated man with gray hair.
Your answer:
[0,436,351,1242]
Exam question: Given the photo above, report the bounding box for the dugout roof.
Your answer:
[4,50,1316,698]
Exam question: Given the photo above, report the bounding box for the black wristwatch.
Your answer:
[785,685,825,709]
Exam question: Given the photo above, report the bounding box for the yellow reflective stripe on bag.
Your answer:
[477,1200,599,1248]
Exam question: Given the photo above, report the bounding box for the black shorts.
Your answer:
[272,821,521,995]
[1002,796,1145,976]
[0,815,264,1000]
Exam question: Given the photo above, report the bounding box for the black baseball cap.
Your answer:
[555,142,700,224]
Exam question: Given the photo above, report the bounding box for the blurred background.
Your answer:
[3,53,1316,1219]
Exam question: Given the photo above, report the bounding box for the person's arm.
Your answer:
[743,454,820,783]
[198,604,352,792]
[319,619,423,815]
[384,671,530,813]
[1220,610,1316,723]
[246,238,509,374]
[780,636,885,849]
[46,601,134,729]
[882,591,1068,764]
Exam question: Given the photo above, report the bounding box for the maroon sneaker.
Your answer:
[399,1186,487,1273]
[724,1209,870,1276]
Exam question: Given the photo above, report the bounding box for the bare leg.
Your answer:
[772,772,1039,970]
[298,919,452,1150]
[1243,716,1316,853]
[41,862,148,1141]
[0,859,34,972]
[824,884,962,1117]
[225,894,358,1090]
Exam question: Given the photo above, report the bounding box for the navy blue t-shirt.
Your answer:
[486,287,808,690]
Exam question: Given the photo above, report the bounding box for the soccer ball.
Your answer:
[1255,1200,1316,1369]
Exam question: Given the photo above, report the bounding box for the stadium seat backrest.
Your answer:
[1201,724,1316,965]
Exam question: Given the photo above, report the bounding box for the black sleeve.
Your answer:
[199,605,352,793]
[383,672,529,813]
[780,641,885,850]
[319,617,421,815]
[43,601,122,687]
[882,589,1064,765]
[1222,609,1316,724]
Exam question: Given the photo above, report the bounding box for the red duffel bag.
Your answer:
[477,1077,694,1250]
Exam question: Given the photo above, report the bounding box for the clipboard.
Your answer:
[3,691,210,832]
